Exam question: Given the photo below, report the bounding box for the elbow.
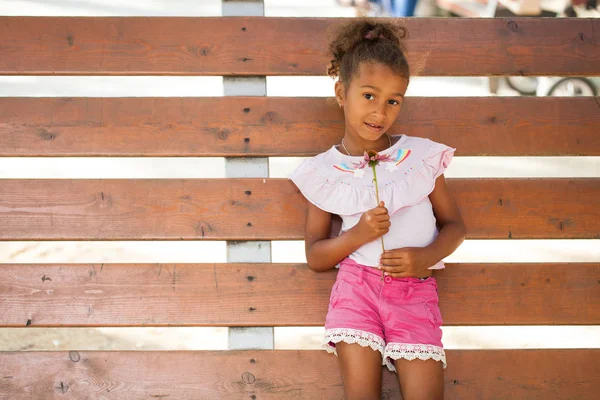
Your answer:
[305,243,324,272]
[306,253,333,273]
[304,243,319,272]
[305,250,318,272]
[306,261,320,272]
[305,241,337,272]
[440,219,467,243]
[306,257,326,273]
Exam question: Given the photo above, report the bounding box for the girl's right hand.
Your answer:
[354,201,390,243]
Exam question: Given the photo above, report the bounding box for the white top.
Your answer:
[288,134,456,269]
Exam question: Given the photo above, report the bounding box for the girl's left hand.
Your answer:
[378,247,433,278]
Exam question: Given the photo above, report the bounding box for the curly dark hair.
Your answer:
[327,18,410,86]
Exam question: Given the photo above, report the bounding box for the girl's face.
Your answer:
[335,62,408,144]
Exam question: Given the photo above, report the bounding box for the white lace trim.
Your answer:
[384,343,447,371]
[322,328,385,358]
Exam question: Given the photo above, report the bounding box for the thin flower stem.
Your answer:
[371,164,386,281]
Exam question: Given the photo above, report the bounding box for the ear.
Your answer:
[334,80,345,108]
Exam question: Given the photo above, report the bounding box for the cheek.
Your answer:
[386,106,402,121]
[344,104,366,122]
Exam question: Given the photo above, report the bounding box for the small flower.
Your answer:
[385,163,399,173]
[351,150,393,170]
[351,159,368,170]
[353,168,365,178]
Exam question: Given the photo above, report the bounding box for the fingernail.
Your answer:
[384,272,388,276]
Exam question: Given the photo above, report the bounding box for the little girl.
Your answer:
[289,19,466,399]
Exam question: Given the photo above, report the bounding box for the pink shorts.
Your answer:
[324,257,446,372]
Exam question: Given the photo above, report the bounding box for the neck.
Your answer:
[342,134,392,156]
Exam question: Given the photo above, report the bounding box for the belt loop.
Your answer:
[404,282,414,299]
[357,266,364,284]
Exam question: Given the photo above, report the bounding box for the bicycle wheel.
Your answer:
[505,76,539,96]
[548,77,597,96]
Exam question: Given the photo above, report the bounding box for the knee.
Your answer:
[402,395,443,400]
[400,387,444,400]
[344,391,381,400]
[341,379,381,400]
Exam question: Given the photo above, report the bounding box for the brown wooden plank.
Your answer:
[1,97,599,156]
[0,350,598,399]
[1,17,598,76]
[0,179,597,240]
[0,263,597,326]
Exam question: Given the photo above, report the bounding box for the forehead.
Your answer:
[350,62,409,93]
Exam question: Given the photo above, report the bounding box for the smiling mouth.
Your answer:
[365,122,383,130]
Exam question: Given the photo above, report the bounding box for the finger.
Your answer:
[377,223,391,232]
[379,255,398,265]
[372,207,389,215]
[379,264,404,272]
[374,214,390,222]
[379,259,401,268]
[380,251,403,260]
[375,219,391,228]
[378,262,404,271]
[380,256,400,265]
[376,229,390,237]
[372,222,390,232]
[384,248,407,254]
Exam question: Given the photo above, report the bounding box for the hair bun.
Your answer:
[326,18,410,82]
[365,30,385,40]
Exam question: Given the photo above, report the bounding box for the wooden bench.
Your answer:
[1,7,599,399]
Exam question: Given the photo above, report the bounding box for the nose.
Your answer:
[371,101,387,119]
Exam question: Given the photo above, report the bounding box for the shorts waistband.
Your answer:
[338,257,436,285]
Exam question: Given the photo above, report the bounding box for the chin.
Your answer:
[362,131,388,141]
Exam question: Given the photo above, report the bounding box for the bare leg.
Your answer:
[394,358,444,400]
[336,342,383,400]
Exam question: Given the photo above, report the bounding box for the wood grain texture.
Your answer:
[0,350,598,399]
[1,17,598,76]
[1,97,599,156]
[0,179,598,240]
[0,263,597,326]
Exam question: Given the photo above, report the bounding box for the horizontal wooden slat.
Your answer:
[1,17,598,76]
[1,97,599,156]
[0,179,597,240]
[0,263,597,326]
[0,350,598,399]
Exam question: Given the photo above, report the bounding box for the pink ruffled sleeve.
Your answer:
[427,139,455,180]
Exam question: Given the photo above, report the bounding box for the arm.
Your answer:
[304,202,365,272]
[424,173,467,265]
[305,201,391,272]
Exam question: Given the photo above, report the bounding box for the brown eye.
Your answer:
[364,93,374,100]
[388,99,399,105]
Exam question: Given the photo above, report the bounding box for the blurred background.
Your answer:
[0,0,598,354]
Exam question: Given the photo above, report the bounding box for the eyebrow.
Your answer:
[360,85,404,97]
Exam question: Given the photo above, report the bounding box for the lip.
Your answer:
[364,122,383,132]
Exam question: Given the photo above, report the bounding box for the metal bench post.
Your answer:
[222,0,273,351]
